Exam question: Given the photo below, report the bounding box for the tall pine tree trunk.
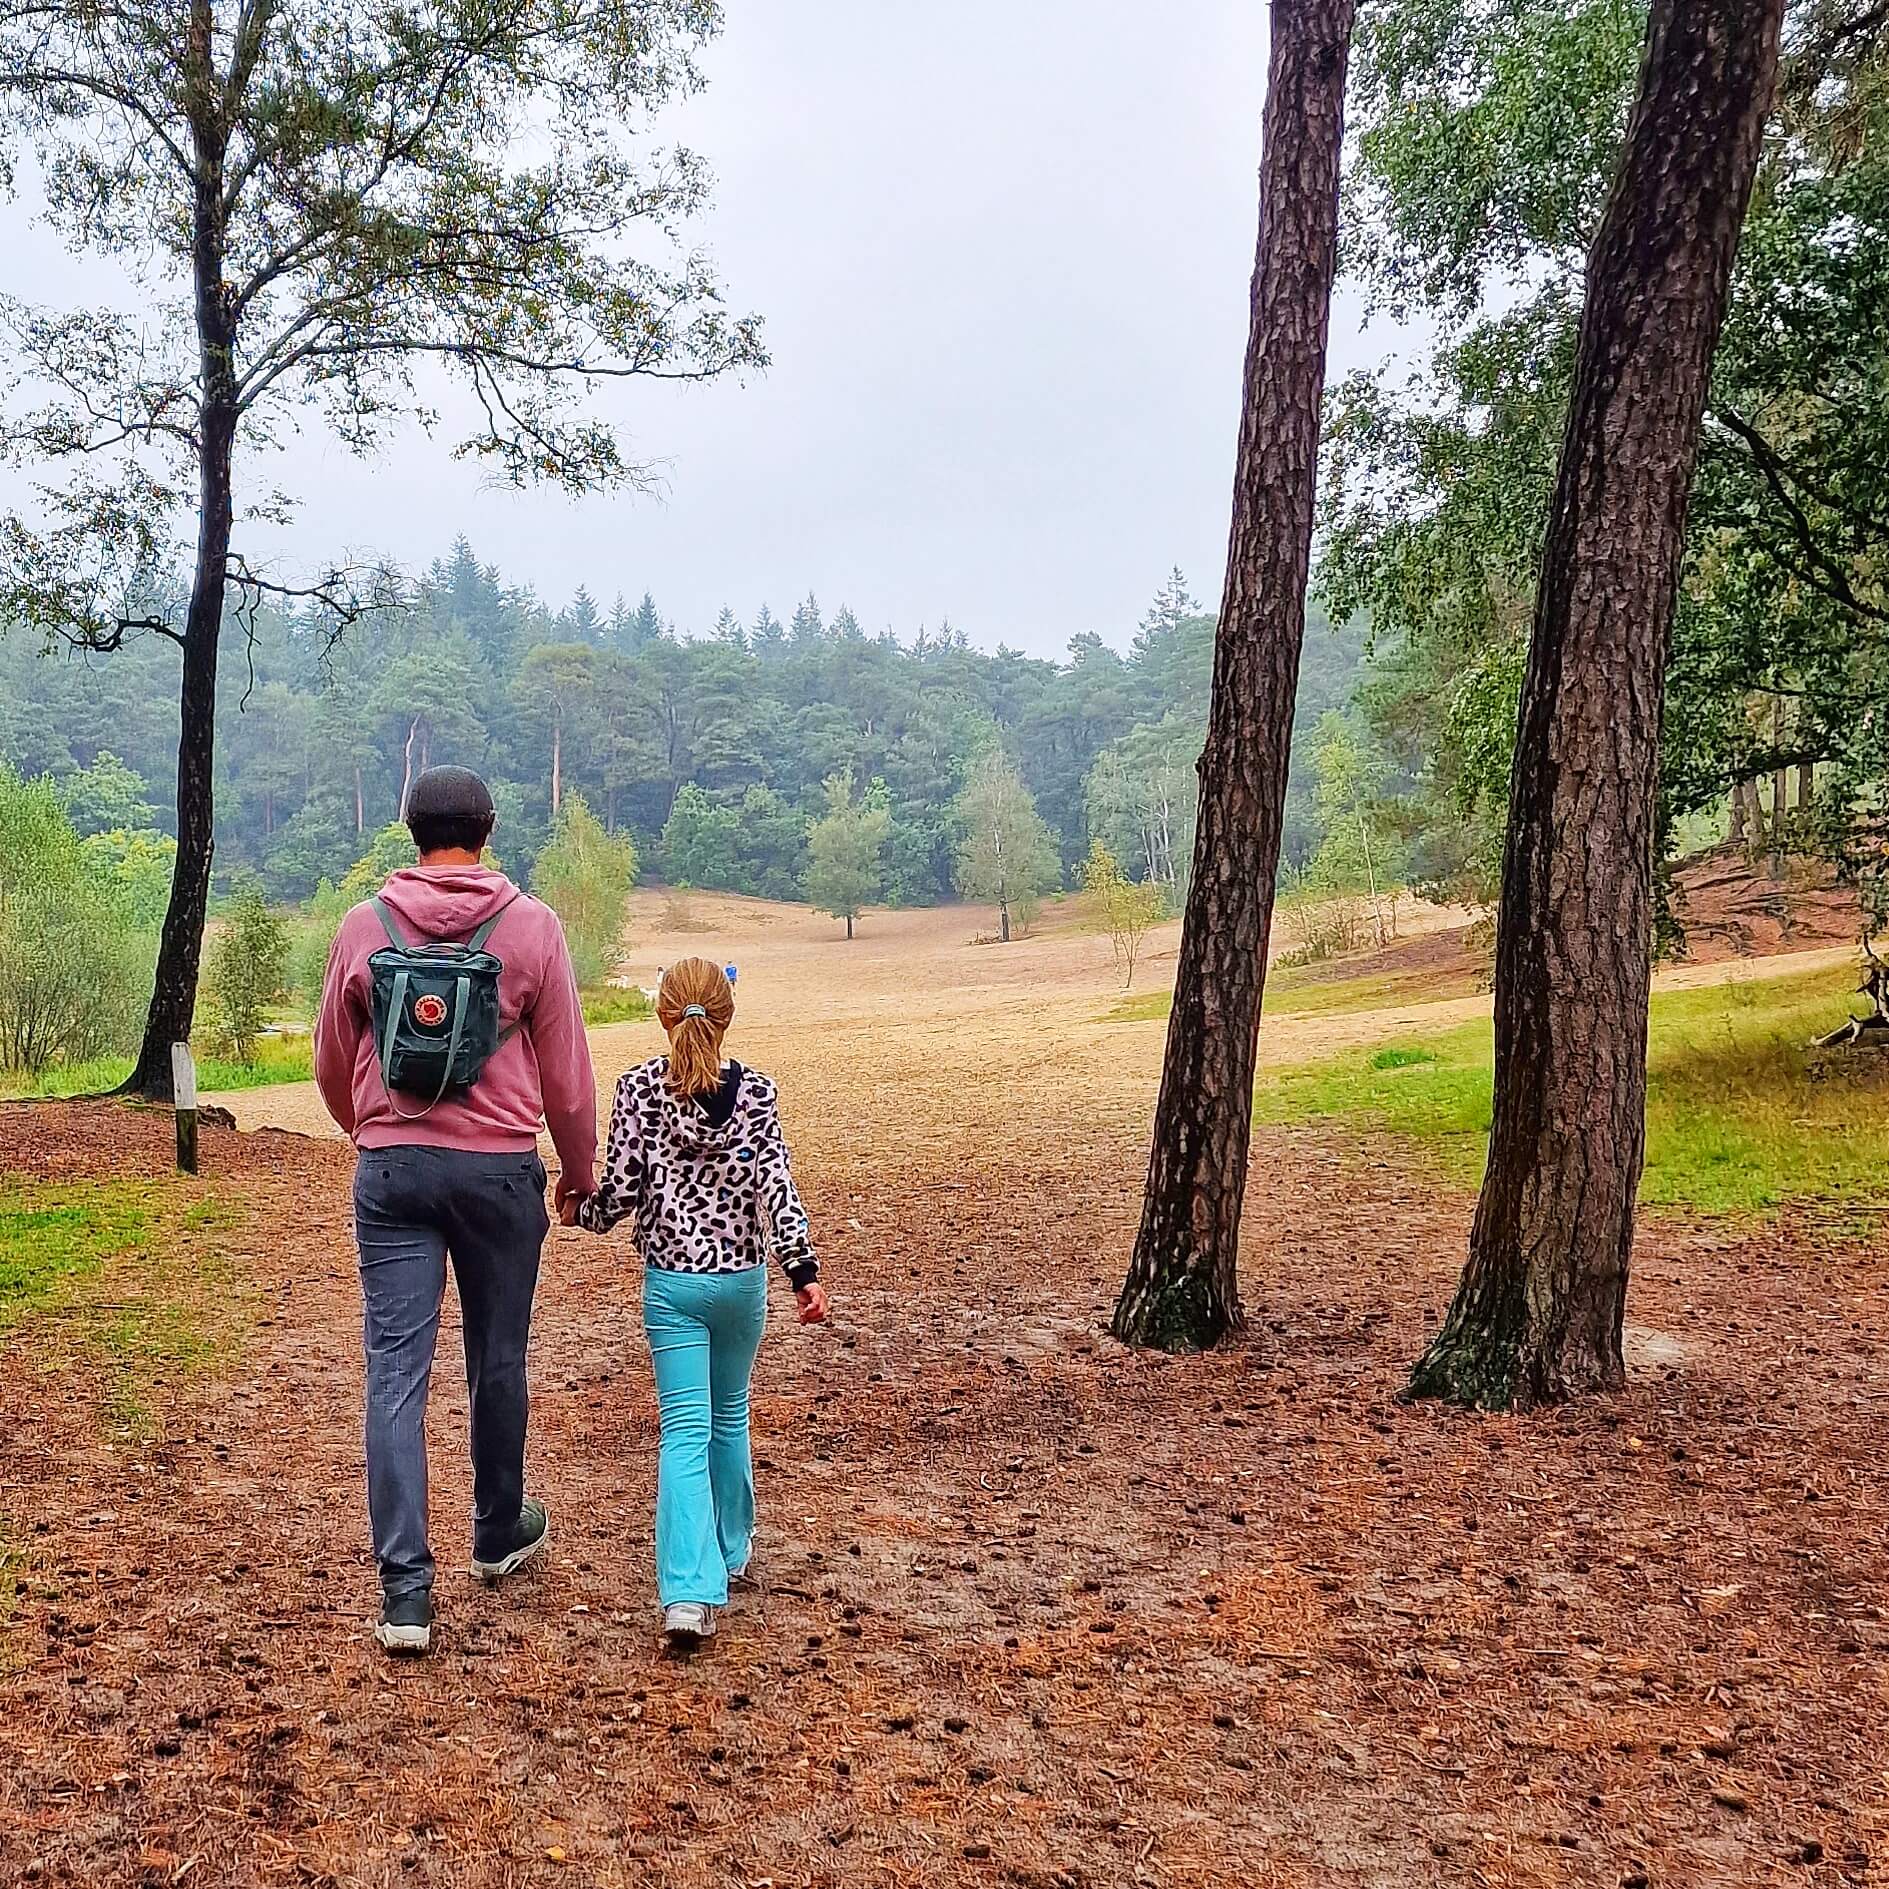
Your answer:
[122,27,234,1103]
[1113,0,1354,1351]
[1409,0,1782,1410]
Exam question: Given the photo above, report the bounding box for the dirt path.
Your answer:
[3,897,1886,1888]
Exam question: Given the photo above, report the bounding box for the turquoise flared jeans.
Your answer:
[642,1264,769,1606]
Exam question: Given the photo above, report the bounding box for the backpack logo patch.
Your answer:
[412,993,450,1029]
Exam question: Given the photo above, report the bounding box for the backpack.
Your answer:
[367,894,522,1114]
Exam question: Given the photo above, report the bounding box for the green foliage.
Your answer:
[339,825,419,907]
[205,881,289,1062]
[955,751,1061,939]
[1255,963,1889,1217]
[1302,710,1409,941]
[532,794,636,987]
[659,783,810,901]
[0,764,150,1075]
[580,986,655,1027]
[60,753,155,838]
[3,549,1388,926]
[80,828,176,929]
[805,770,891,934]
[1079,840,1167,988]
[1328,0,1889,921]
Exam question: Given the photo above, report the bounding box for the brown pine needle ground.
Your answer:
[1,894,1884,1888]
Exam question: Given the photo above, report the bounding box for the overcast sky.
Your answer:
[3,1,1412,662]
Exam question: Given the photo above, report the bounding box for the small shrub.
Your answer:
[206,882,289,1061]
[0,766,148,1076]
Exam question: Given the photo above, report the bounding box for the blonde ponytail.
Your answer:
[656,957,735,1098]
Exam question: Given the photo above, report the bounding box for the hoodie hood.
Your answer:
[375,865,523,945]
[655,1055,758,1152]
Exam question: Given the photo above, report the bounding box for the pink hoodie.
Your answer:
[314,865,597,1187]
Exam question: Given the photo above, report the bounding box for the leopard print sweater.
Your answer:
[578,1057,819,1286]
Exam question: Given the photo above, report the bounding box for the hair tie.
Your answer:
[680,1003,707,1020]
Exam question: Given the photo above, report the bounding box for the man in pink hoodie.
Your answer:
[316,766,597,1655]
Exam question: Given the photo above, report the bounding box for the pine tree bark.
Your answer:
[122,9,233,1103]
[1409,0,1782,1409]
[1113,0,1354,1351]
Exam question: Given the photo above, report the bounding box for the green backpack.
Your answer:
[367,895,521,1114]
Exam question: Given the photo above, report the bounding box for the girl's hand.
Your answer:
[795,1283,829,1326]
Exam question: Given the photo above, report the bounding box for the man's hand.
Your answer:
[795,1283,829,1326]
[558,1195,581,1227]
[553,1169,593,1211]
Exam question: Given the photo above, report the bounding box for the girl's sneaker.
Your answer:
[662,1603,717,1651]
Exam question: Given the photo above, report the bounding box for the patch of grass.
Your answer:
[1370,1045,1439,1070]
[1105,991,1173,1024]
[582,986,655,1027]
[1104,961,1484,1027]
[1,1178,247,1440]
[0,1181,152,1328]
[1253,963,1889,1219]
[5,1034,313,1098]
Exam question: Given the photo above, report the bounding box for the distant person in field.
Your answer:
[314,766,598,1656]
[563,956,826,1652]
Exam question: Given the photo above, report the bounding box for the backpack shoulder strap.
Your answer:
[370,897,410,950]
[466,893,521,954]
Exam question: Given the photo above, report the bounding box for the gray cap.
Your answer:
[405,765,495,823]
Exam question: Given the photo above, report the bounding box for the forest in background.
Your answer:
[0,553,1374,913]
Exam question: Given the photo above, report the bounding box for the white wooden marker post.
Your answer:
[172,1041,198,1175]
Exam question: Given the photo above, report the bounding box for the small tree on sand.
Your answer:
[806,770,889,940]
[1081,841,1166,989]
[954,753,1059,943]
[533,795,636,988]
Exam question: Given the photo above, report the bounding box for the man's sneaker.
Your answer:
[662,1603,717,1651]
[375,1592,434,1656]
[471,1497,550,1584]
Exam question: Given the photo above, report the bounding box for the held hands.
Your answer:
[795,1283,829,1326]
[553,1170,593,1228]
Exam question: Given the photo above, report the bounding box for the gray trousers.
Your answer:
[353,1146,550,1599]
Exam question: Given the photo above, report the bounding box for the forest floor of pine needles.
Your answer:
[2,893,1884,1888]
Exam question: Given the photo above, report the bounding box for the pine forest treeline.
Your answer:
[0,551,1363,910]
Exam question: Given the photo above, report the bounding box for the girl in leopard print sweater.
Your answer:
[565,957,827,1648]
